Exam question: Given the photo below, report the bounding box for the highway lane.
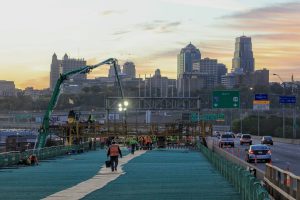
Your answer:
[209,136,300,176]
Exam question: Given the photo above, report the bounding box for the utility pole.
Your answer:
[274,74,286,138]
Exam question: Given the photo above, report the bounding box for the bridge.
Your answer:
[2,138,299,200]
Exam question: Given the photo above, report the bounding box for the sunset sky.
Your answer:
[0,0,299,89]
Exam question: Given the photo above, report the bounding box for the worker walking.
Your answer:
[107,141,122,172]
[129,137,138,154]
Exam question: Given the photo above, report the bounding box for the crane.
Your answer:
[35,58,124,149]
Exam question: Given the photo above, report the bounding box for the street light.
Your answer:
[273,73,286,138]
[118,100,129,135]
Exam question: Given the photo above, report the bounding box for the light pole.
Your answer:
[118,100,129,135]
[273,73,286,138]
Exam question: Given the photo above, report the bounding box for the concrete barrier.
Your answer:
[207,138,265,180]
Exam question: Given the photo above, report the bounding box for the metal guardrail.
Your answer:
[0,142,93,168]
[265,163,300,200]
[198,143,270,200]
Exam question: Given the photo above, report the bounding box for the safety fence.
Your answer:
[265,163,300,200]
[198,144,270,200]
[0,142,95,168]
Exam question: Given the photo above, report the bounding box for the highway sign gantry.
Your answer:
[212,91,240,109]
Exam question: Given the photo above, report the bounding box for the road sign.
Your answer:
[212,91,240,109]
[253,100,270,111]
[255,94,268,101]
[279,96,296,104]
[191,113,225,122]
[253,100,270,105]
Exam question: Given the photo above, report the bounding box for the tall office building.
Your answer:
[50,53,62,91]
[123,61,136,78]
[200,58,227,85]
[232,36,255,73]
[50,53,86,90]
[61,54,86,81]
[108,64,121,78]
[177,43,201,78]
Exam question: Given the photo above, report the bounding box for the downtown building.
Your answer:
[123,61,136,78]
[222,36,269,88]
[145,69,176,97]
[0,80,16,96]
[177,43,227,95]
[177,43,201,77]
[50,53,86,91]
[232,36,255,73]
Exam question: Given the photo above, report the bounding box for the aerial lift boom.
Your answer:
[35,58,123,149]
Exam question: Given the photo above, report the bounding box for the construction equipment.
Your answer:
[35,58,124,149]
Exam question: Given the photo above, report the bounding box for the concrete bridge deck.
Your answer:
[0,148,240,200]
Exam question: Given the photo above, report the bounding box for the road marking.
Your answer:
[43,150,147,200]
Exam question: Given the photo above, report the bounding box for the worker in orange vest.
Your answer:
[107,141,122,172]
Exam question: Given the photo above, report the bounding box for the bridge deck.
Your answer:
[0,148,241,200]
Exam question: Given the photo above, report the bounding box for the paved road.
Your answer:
[210,136,300,176]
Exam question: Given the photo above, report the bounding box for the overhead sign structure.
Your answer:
[191,113,225,122]
[255,94,268,101]
[212,91,240,109]
[279,96,296,104]
[182,113,191,121]
[253,100,270,111]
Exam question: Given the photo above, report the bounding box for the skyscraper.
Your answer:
[108,64,121,78]
[61,54,86,81]
[50,53,62,91]
[50,53,86,91]
[177,43,201,78]
[123,61,136,78]
[232,36,255,73]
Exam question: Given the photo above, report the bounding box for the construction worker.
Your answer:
[107,141,122,172]
[129,137,138,154]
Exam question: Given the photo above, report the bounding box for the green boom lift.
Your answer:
[35,58,124,149]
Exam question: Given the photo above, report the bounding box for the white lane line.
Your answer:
[43,150,147,200]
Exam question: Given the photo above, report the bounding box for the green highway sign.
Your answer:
[191,113,225,122]
[212,90,240,109]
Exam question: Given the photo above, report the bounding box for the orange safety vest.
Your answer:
[109,144,119,156]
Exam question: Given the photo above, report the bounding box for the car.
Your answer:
[261,136,273,145]
[246,144,271,163]
[236,133,242,138]
[218,134,235,148]
[240,134,252,145]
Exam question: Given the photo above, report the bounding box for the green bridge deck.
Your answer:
[0,149,241,200]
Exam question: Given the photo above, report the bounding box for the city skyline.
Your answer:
[0,0,299,89]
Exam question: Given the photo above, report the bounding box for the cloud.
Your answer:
[137,21,181,33]
[221,2,300,33]
[100,10,125,16]
[224,2,300,19]
[112,30,131,36]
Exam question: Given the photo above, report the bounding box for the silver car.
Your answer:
[246,144,271,163]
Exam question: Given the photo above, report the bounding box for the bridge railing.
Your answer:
[0,142,92,168]
[198,143,270,200]
[264,163,300,200]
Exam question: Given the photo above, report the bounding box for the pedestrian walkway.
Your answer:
[44,150,146,200]
[84,149,240,200]
[0,148,241,200]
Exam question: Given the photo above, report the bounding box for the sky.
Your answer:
[0,0,299,89]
